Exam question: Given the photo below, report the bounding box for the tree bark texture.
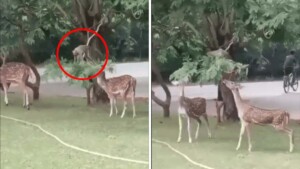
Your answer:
[152,56,171,117]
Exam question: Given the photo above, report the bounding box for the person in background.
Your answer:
[283,50,298,84]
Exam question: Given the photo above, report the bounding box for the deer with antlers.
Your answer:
[172,81,212,143]
[0,58,33,110]
[96,71,137,118]
[222,80,294,152]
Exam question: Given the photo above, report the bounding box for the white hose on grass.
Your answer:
[0,115,148,165]
[152,139,215,169]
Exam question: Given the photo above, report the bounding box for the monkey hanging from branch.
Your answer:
[72,14,108,63]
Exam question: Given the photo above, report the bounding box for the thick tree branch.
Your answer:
[229,8,235,33]
[74,0,88,28]
[51,2,77,26]
[206,15,219,49]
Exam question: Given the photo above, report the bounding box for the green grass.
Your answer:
[152,114,300,169]
[0,94,149,169]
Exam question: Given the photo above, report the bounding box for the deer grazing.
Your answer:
[222,80,294,152]
[172,81,212,143]
[96,71,137,118]
[0,62,33,110]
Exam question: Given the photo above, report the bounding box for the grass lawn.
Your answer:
[152,114,300,169]
[0,94,149,169]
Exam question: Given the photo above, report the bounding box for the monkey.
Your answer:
[72,45,90,62]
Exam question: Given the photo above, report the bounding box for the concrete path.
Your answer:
[6,62,149,98]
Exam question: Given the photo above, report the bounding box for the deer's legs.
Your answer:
[25,90,29,110]
[203,114,212,138]
[245,124,252,152]
[187,117,192,143]
[275,126,294,152]
[131,94,136,118]
[289,129,294,153]
[121,99,127,118]
[177,114,183,143]
[109,98,114,117]
[2,83,8,105]
[236,122,246,150]
[195,118,201,140]
[20,82,30,110]
[113,98,118,115]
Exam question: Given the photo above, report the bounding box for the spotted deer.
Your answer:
[222,80,294,152]
[172,81,212,143]
[96,71,136,118]
[0,62,33,110]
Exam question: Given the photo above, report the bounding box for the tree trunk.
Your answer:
[92,83,109,103]
[86,84,93,105]
[204,9,240,122]
[217,70,239,121]
[152,58,171,117]
[20,29,40,100]
[163,105,171,118]
[86,81,109,105]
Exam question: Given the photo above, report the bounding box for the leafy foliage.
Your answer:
[153,0,300,82]
[1,0,148,62]
[170,55,248,84]
[0,0,73,56]
[43,56,114,88]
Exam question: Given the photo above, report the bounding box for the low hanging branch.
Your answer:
[206,15,219,49]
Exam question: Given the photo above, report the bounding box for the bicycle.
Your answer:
[283,67,299,93]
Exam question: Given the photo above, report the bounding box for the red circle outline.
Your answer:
[56,28,109,81]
